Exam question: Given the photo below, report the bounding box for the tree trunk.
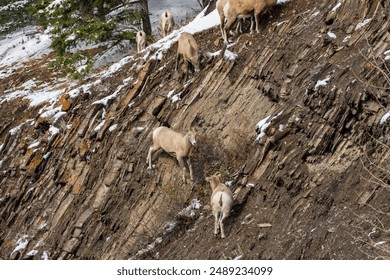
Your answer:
[205,0,217,15]
[139,0,152,35]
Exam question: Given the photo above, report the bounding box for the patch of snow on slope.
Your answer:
[355,19,372,31]
[331,2,343,12]
[327,31,337,39]
[256,112,283,142]
[380,112,390,125]
[0,27,52,68]
[315,77,331,90]
[10,235,29,256]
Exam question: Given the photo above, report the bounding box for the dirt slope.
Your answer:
[0,0,389,260]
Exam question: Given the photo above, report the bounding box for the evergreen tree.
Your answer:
[30,0,151,78]
[0,0,40,36]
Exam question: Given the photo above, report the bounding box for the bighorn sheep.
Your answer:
[159,11,175,37]
[217,0,254,43]
[224,0,277,43]
[206,172,234,238]
[147,126,196,182]
[136,30,146,52]
[176,32,200,81]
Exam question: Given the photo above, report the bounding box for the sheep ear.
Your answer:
[214,172,222,179]
[205,176,211,182]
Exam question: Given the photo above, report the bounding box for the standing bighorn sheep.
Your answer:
[206,172,234,238]
[136,30,146,53]
[176,32,200,81]
[147,126,196,182]
[217,0,254,43]
[224,0,277,43]
[159,11,175,37]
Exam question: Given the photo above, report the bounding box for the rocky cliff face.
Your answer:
[0,0,389,260]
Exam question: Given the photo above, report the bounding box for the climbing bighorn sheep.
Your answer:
[206,172,234,238]
[136,30,146,52]
[224,0,277,43]
[217,0,254,43]
[176,32,200,80]
[159,11,175,37]
[147,126,196,182]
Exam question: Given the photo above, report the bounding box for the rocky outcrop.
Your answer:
[0,0,389,259]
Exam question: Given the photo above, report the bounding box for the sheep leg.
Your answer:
[219,16,225,42]
[147,146,159,169]
[187,158,194,181]
[224,16,237,44]
[214,211,220,235]
[177,156,187,182]
[255,13,260,33]
[250,16,255,34]
[219,211,227,238]
[175,53,181,71]
[235,18,243,34]
[184,60,189,82]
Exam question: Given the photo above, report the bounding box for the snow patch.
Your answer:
[224,49,237,60]
[380,112,390,125]
[9,124,22,136]
[41,251,49,260]
[178,199,201,218]
[48,126,60,140]
[314,77,331,90]
[331,2,343,12]
[343,35,351,43]
[327,31,337,39]
[132,237,163,259]
[94,120,106,132]
[109,124,118,132]
[355,19,371,31]
[28,141,40,149]
[27,249,39,257]
[256,112,283,142]
[0,27,52,68]
[163,221,177,233]
[11,235,29,256]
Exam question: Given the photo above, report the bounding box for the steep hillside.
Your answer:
[0,0,389,260]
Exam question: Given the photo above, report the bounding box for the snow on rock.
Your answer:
[0,27,52,68]
[1,84,66,108]
[314,77,331,90]
[205,47,237,61]
[9,124,22,136]
[108,124,118,132]
[48,126,60,140]
[26,249,39,257]
[178,199,201,218]
[256,112,283,142]
[355,19,372,31]
[384,50,390,61]
[10,235,29,256]
[380,112,390,125]
[132,237,163,259]
[28,141,40,149]
[163,221,177,233]
[41,251,49,260]
[94,120,106,132]
[327,31,337,39]
[331,2,343,12]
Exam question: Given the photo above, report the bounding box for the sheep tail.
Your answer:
[219,193,223,207]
